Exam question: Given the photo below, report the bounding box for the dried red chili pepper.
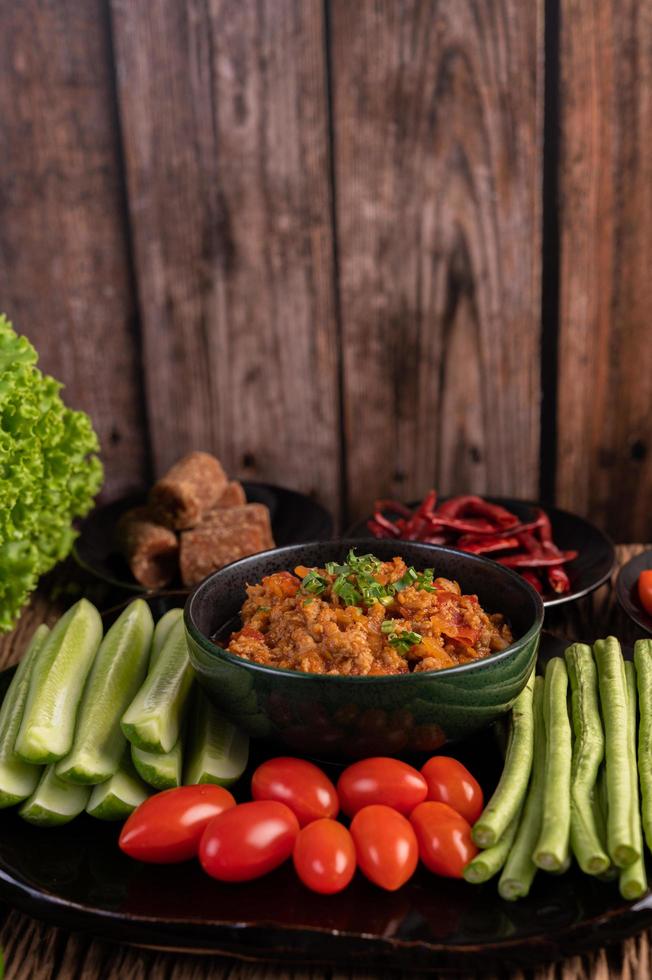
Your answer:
[545,563,571,593]
[367,492,575,596]
[435,496,518,529]
[367,518,400,539]
[456,535,520,555]
[520,570,544,593]
[497,551,577,569]
[516,530,545,557]
[416,490,437,517]
[427,516,499,535]
[535,510,572,592]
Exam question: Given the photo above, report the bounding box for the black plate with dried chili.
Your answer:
[347,495,615,608]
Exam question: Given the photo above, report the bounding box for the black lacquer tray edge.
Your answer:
[1,859,652,972]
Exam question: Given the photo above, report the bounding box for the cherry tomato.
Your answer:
[638,570,652,616]
[293,818,356,894]
[350,804,418,891]
[410,801,478,878]
[420,756,484,824]
[119,784,236,864]
[337,757,427,817]
[251,757,339,827]
[199,800,300,882]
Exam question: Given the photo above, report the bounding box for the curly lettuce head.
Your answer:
[0,315,103,630]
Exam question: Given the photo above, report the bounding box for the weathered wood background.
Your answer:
[0,0,650,541]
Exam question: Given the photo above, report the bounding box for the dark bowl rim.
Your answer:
[184,539,545,684]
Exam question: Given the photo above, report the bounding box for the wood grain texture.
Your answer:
[0,0,149,500]
[109,0,340,516]
[329,0,543,520]
[0,548,650,980]
[556,0,652,541]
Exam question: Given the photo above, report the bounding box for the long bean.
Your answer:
[534,658,572,871]
[472,669,535,848]
[564,643,609,874]
[594,764,619,882]
[464,810,521,884]
[619,661,647,900]
[498,677,545,901]
[594,637,638,868]
[634,638,652,851]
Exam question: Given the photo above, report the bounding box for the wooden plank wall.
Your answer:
[110,0,342,519]
[330,0,542,516]
[555,0,652,542]
[0,0,649,539]
[0,0,149,499]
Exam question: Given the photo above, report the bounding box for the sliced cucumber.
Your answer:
[0,625,49,806]
[132,737,183,790]
[87,750,149,821]
[184,687,249,787]
[121,618,194,753]
[19,765,91,826]
[150,608,183,670]
[15,599,103,764]
[56,600,153,784]
[132,607,185,788]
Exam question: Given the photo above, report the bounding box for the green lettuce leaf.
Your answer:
[0,315,103,630]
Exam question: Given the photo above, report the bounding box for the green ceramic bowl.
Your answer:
[184,540,543,759]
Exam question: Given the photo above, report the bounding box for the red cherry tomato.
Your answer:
[350,804,418,891]
[199,800,300,882]
[337,757,427,817]
[293,818,356,894]
[410,801,478,878]
[638,570,652,616]
[119,784,236,864]
[420,756,484,824]
[251,757,339,827]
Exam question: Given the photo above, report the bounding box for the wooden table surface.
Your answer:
[1,545,650,980]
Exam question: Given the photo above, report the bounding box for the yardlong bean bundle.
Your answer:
[565,643,609,874]
[534,658,572,871]
[593,766,618,881]
[594,637,639,868]
[472,670,535,849]
[619,662,647,900]
[634,639,652,851]
[464,810,521,884]
[498,677,545,901]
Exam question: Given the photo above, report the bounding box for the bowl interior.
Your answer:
[186,539,543,671]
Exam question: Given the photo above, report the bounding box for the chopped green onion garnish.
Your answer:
[346,550,383,574]
[325,562,349,575]
[381,620,422,653]
[300,550,437,611]
[393,568,418,592]
[415,569,436,592]
[332,574,362,606]
[398,630,422,645]
[300,570,329,596]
